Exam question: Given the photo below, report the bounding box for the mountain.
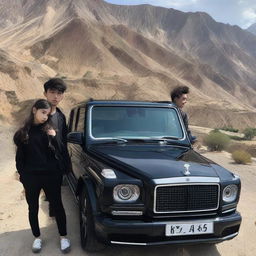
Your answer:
[0,0,256,129]
[247,23,256,35]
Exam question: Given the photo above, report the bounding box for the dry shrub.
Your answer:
[232,150,252,164]
[228,142,256,157]
[204,131,230,151]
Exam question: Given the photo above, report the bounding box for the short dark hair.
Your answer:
[170,86,189,101]
[44,78,67,93]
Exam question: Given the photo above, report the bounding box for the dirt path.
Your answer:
[0,129,255,256]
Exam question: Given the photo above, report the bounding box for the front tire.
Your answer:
[79,188,105,252]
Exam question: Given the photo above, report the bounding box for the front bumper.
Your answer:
[94,212,241,245]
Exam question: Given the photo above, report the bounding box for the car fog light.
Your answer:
[223,185,238,203]
[113,184,140,202]
[111,210,143,216]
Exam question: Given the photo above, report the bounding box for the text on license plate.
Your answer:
[165,222,213,236]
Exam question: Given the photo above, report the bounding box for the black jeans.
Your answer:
[20,173,67,237]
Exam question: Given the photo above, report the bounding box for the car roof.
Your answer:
[71,100,176,110]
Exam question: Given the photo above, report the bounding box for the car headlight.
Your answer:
[223,185,238,203]
[113,184,140,202]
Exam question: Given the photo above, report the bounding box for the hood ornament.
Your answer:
[183,164,191,176]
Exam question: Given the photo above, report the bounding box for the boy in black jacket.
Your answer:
[170,86,196,144]
[44,78,71,216]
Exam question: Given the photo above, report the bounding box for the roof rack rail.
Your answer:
[153,101,172,104]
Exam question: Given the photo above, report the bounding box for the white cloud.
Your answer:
[242,8,256,20]
[241,8,256,27]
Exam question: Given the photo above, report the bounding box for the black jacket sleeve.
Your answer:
[49,135,71,174]
[55,110,72,173]
[182,112,191,136]
[62,114,68,145]
[60,113,72,172]
[15,144,25,174]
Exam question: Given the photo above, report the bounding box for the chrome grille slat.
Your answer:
[154,183,220,214]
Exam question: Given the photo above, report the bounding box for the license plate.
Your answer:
[165,222,213,236]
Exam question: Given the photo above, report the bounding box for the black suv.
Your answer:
[66,100,241,251]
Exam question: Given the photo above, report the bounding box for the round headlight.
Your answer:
[223,185,238,203]
[113,184,140,202]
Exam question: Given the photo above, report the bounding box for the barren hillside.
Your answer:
[247,23,256,35]
[0,0,256,129]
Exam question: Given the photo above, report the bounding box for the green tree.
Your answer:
[243,128,256,140]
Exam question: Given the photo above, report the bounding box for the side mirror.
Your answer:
[67,132,84,145]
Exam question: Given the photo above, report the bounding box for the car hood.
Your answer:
[89,144,228,180]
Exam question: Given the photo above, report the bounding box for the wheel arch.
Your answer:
[76,176,98,214]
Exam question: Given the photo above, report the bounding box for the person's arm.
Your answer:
[48,128,71,173]
[15,144,25,174]
[47,129,60,151]
[183,112,196,144]
[61,114,72,171]
[62,114,68,145]
[182,112,191,135]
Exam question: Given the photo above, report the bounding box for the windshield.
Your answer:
[90,106,184,140]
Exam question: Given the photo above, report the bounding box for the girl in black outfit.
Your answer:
[13,99,71,253]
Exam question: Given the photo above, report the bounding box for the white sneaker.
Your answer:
[60,238,71,253]
[32,238,42,253]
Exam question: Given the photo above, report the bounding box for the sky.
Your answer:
[104,0,256,29]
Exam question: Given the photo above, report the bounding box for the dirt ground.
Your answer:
[0,127,256,256]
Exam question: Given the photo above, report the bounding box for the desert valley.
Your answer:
[1,0,256,255]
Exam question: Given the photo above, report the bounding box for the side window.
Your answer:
[76,107,86,132]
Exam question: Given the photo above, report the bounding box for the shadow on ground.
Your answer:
[0,185,221,256]
[0,227,221,256]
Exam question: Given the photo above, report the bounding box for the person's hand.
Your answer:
[47,129,56,137]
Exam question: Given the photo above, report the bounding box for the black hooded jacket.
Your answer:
[15,124,62,175]
[15,108,71,175]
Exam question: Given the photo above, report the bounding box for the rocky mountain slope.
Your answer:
[247,23,256,35]
[0,0,256,129]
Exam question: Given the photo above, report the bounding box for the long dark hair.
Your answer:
[13,99,53,146]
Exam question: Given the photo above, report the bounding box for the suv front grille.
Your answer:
[154,184,219,213]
